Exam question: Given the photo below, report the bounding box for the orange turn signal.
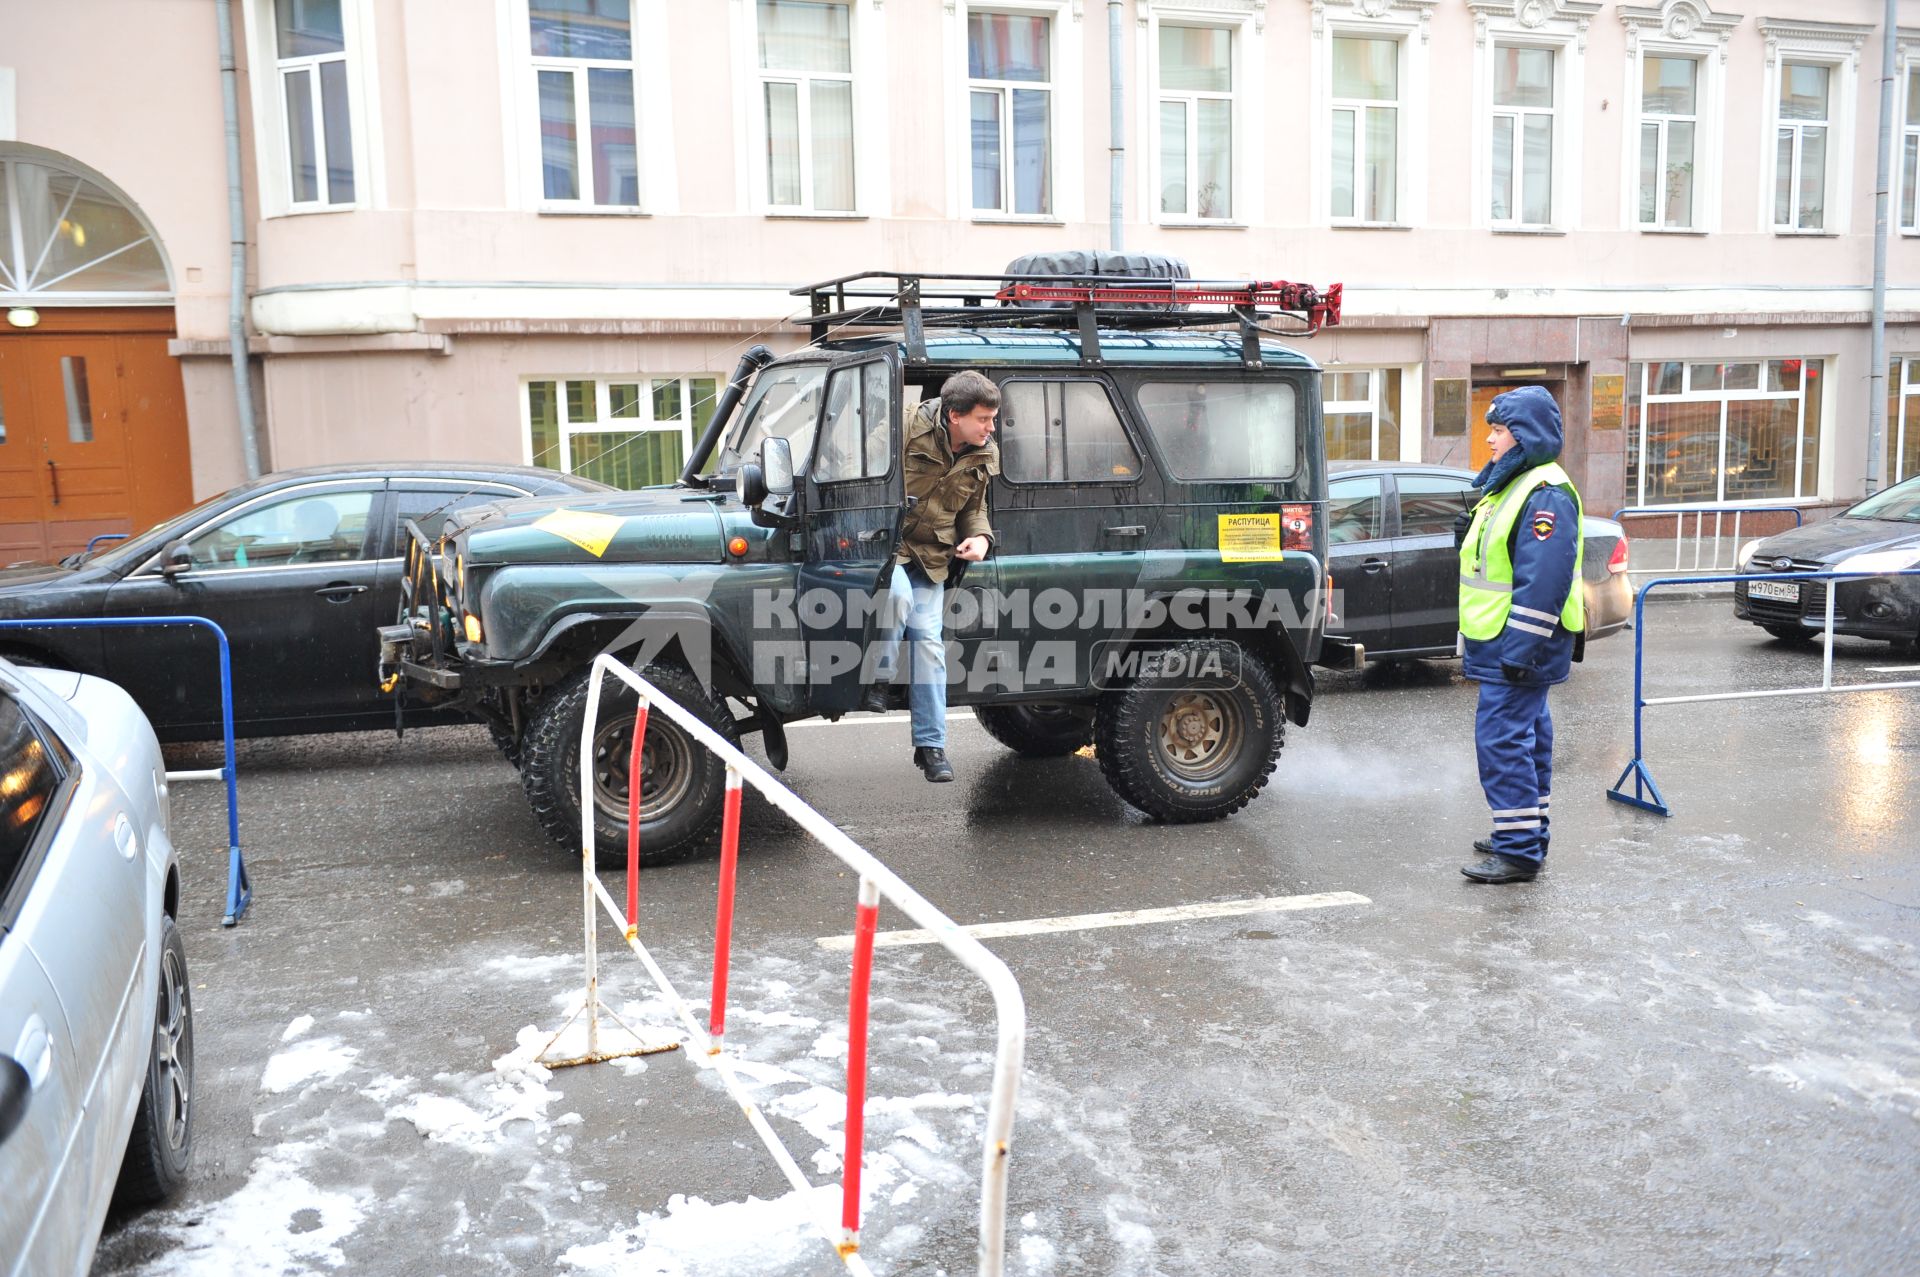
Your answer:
[727,536,749,557]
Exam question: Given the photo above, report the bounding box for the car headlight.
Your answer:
[1832,547,1920,576]
[1735,539,1762,570]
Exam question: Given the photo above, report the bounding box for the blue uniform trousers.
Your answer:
[1474,679,1554,865]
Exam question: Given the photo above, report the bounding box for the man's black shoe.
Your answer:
[860,683,891,714]
[914,746,955,783]
[1461,853,1539,884]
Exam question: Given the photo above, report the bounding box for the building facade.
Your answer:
[2,0,1917,552]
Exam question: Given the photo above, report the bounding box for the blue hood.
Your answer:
[1475,385,1564,491]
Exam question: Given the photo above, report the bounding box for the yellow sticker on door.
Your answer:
[1218,513,1285,562]
[533,510,624,558]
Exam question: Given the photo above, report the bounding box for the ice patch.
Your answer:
[481,953,581,980]
[280,1015,314,1042]
[140,1141,366,1275]
[559,1187,839,1276]
[260,1036,359,1094]
[428,878,467,897]
[1019,1230,1059,1273]
[384,1025,568,1150]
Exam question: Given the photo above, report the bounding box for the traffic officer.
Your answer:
[861,370,1000,782]
[1457,385,1585,883]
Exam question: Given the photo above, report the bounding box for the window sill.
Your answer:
[270,203,365,219]
[971,215,1065,226]
[1330,221,1413,231]
[538,206,649,217]
[764,211,870,221]
[1638,226,1708,236]
[1160,220,1248,230]
[1772,229,1839,238]
[1490,226,1567,236]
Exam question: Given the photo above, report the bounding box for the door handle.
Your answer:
[15,1016,52,1087]
[46,460,59,507]
[1105,525,1147,537]
[1360,557,1388,574]
[315,584,370,599]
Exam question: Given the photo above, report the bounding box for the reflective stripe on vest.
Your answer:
[1457,461,1585,642]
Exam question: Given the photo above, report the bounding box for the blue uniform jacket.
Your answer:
[1463,386,1583,687]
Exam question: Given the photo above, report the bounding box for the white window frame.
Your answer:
[1323,366,1414,462]
[1617,1,1739,234]
[948,1,1083,224]
[738,0,875,217]
[1757,21,1870,237]
[1904,47,1920,235]
[244,0,382,218]
[1312,1,1435,230]
[522,375,719,481]
[1489,45,1558,227]
[1468,3,1597,233]
[1627,358,1827,507]
[503,0,675,215]
[1142,2,1263,227]
[1888,355,1920,485]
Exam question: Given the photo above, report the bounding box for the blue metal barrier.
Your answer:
[84,533,131,554]
[0,616,251,926]
[1609,505,1806,580]
[1607,569,1920,815]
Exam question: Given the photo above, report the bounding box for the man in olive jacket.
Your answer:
[863,370,1000,782]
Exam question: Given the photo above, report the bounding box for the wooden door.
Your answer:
[1470,383,1502,473]
[28,336,131,559]
[0,341,49,561]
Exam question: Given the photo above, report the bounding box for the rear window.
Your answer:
[1134,381,1299,481]
[0,694,66,912]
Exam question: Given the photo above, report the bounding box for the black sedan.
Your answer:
[1733,474,1920,649]
[0,463,606,740]
[1326,462,1632,663]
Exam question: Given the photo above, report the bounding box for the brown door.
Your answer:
[0,310,194,561]
[1469,383,1502,473]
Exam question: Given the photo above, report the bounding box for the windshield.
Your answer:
[1845,475,1920,523]
[716,362,829,475]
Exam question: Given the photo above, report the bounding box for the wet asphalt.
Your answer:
[90,596,1918,1277]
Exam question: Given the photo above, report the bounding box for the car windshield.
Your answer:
[1844,475,1920,523]
[716,362,829,475]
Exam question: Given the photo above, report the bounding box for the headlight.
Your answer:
[1735,539,1762,570]
[1832,547,1920,576]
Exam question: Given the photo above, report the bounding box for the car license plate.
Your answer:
[1749,579,1800,603]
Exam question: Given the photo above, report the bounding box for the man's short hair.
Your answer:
[941,370,1001,421]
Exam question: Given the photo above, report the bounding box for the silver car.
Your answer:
[0,659,190,1274]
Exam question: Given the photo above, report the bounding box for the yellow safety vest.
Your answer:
[1458,461,1585,641]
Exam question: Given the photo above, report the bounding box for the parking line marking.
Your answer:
[815,891,1371,950]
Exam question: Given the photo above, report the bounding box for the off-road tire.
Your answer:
[520,663,739,868]
[1093,638,1283,822]
[972,702,1095,757]
[1762,624,1814,645]
[486,718,522,769]
[113,915,192,1208]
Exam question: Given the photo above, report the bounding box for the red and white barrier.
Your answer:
[548,654,1028,1277]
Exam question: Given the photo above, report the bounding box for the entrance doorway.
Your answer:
[1469,379,1565,472]
[0,309,195,560]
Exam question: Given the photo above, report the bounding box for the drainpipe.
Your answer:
[217,0,263,479]
[1865,0,1897,496]
[1108,0,1125,252]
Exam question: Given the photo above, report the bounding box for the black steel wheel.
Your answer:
[972,702,1095,757]
[520,663,738,867]
[1094,639,1283,822]
[113,914,193,1207]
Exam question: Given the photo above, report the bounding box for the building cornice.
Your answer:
[1465,0,1605,50]
[1310,0,1439,42]
[1756,17,1876,70]
[1617,0,1743,60]
[1142,0,1268,34]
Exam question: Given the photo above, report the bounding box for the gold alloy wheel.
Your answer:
[1154,691,1242,782]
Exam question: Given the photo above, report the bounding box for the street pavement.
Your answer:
[91,596,1919,1276]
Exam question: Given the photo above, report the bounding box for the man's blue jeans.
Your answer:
[873,562,947,749]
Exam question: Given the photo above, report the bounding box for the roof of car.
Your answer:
[1329,460,1476,479]
[236,463,609,493]
[818,329,1321,370]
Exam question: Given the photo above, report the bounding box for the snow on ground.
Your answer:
[136,1141,369,1276]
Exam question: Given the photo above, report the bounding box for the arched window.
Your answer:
[0,152,170,301]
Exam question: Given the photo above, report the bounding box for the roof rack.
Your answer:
[793,269,1342,369]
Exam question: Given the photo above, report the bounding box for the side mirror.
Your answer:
[759,438,795,498]
[0,1056,29,1148]
[159,541,192,579]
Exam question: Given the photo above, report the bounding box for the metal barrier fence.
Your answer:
[1607,569,1920,815]
[0,615,252,925]
[1610,505,1805,580]
[545,653,1028,1276]
[84,532,131,555]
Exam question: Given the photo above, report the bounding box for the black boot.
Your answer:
[860,682,891,713]
[913,746,955,783]
[1460,853,1539,884]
